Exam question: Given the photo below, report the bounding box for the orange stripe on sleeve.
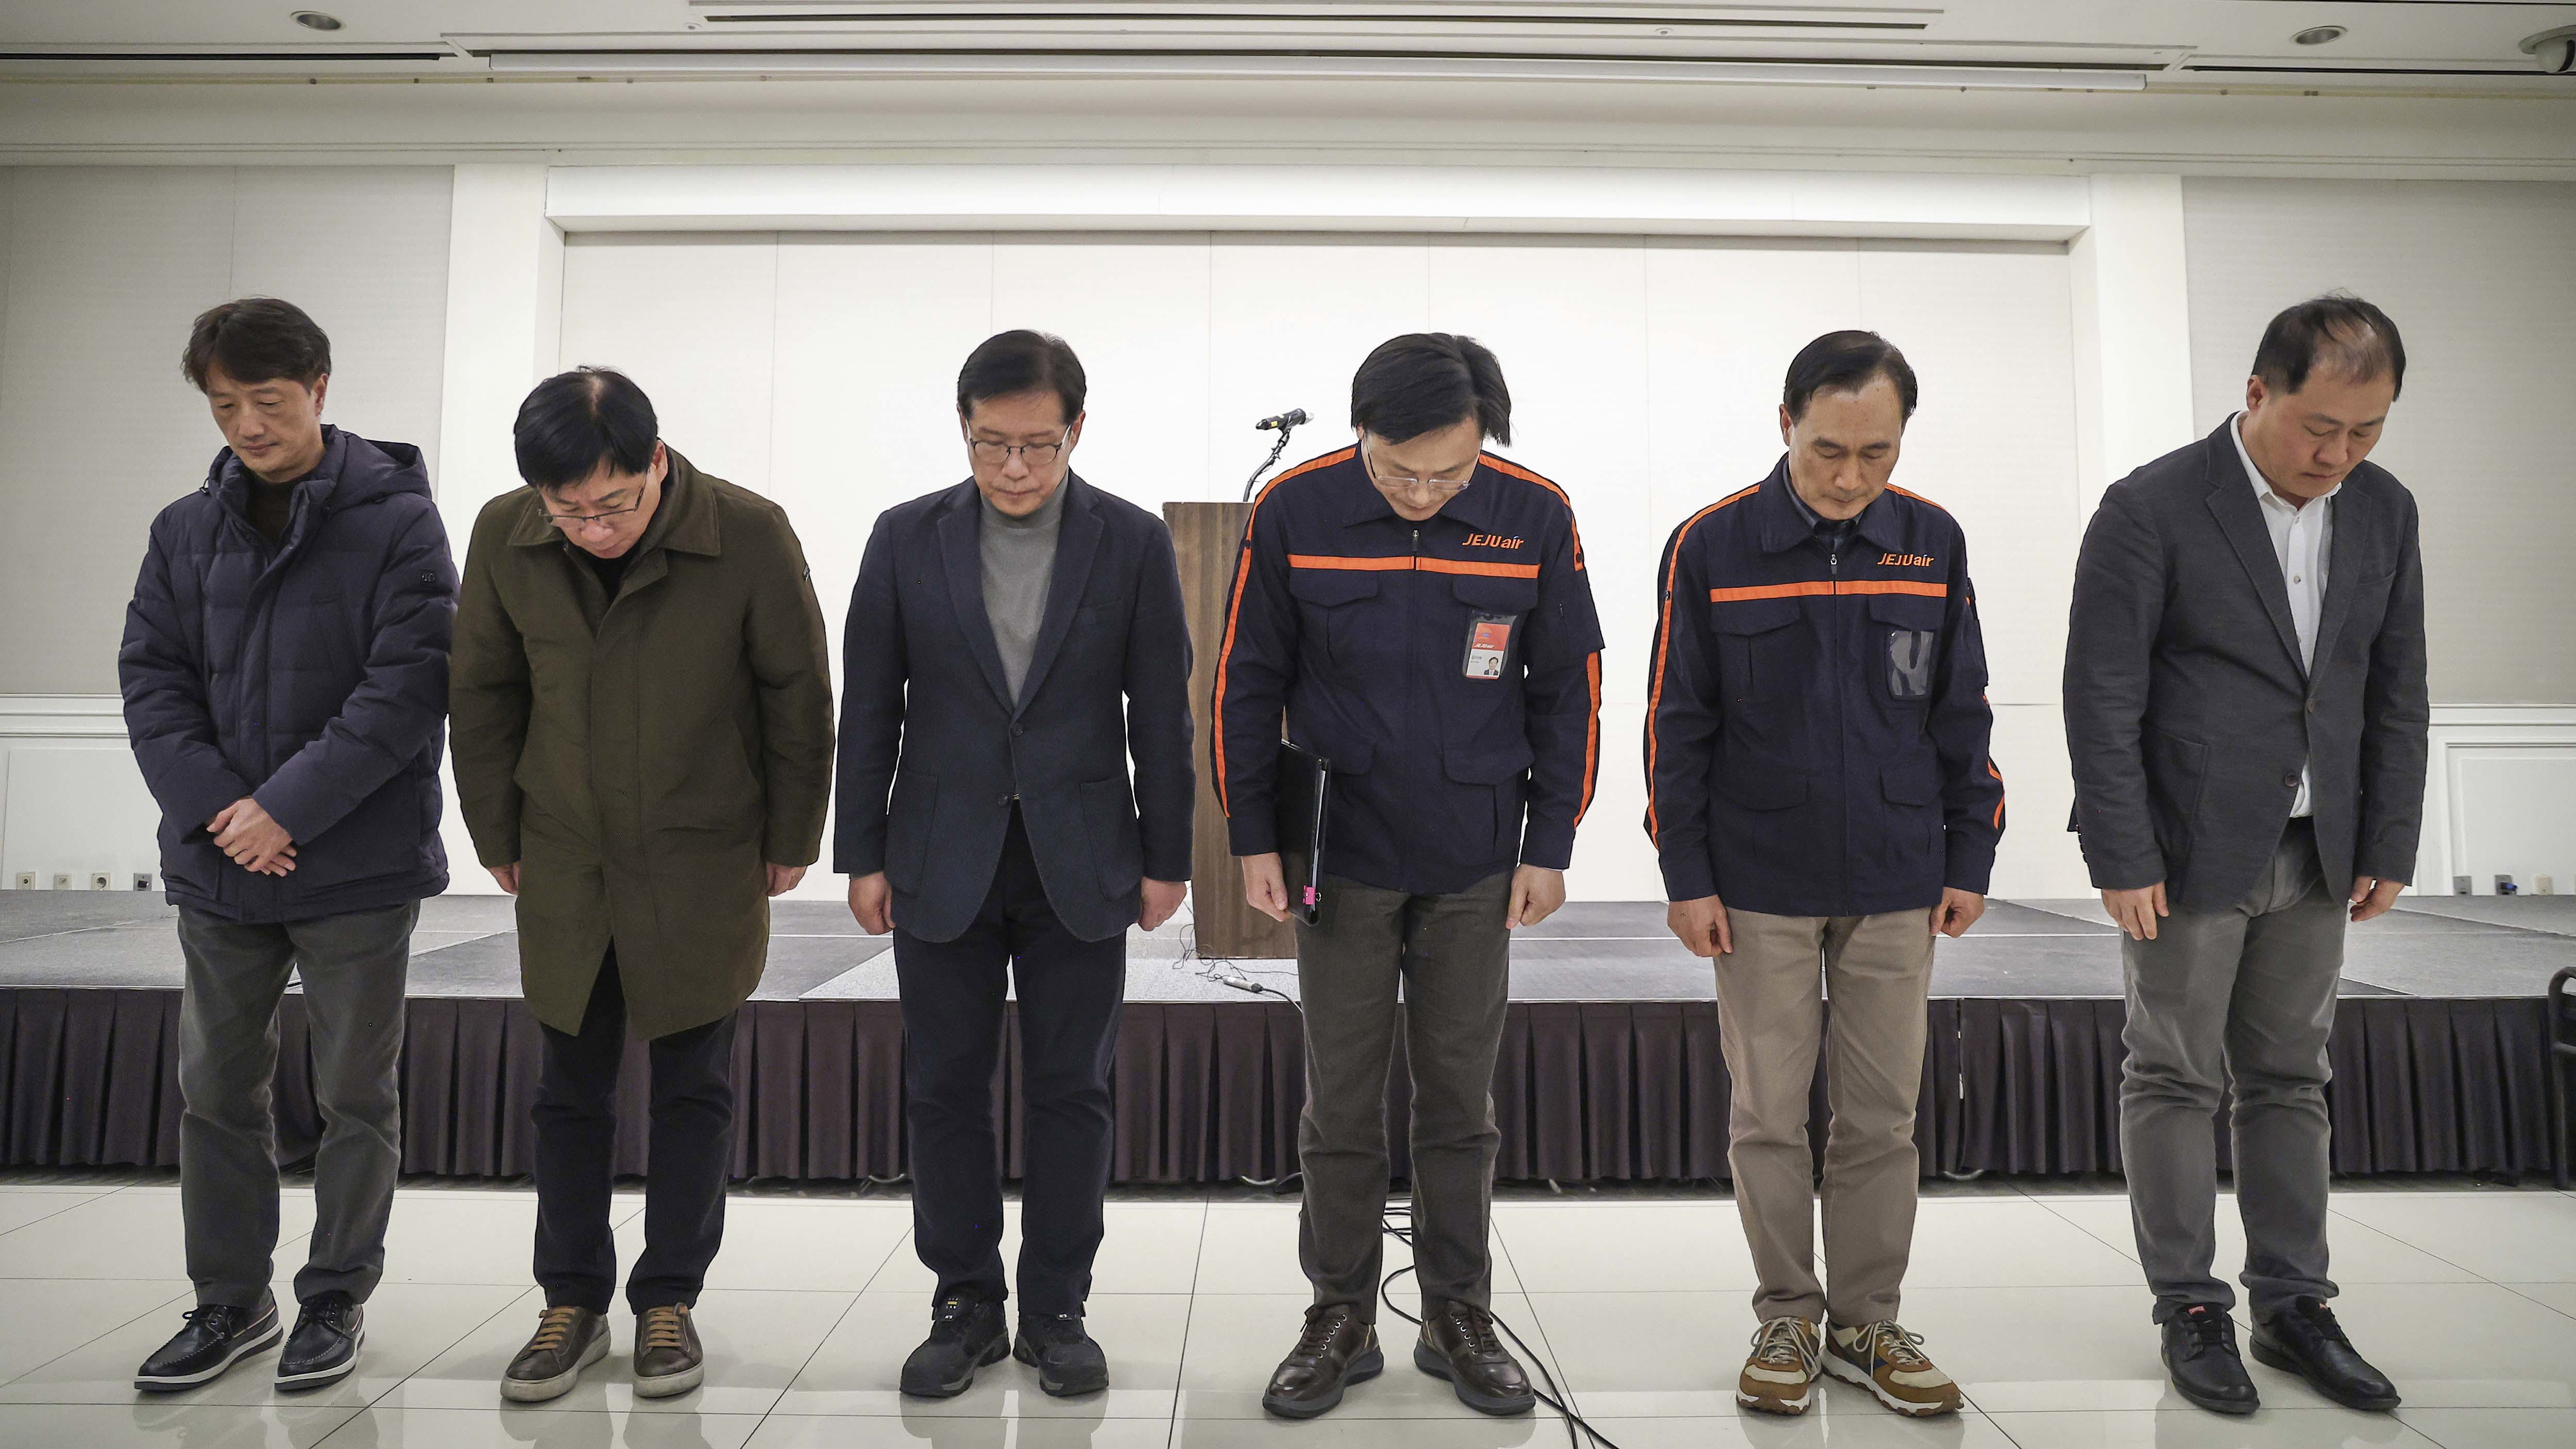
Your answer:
[1575,650,1602,827]
[1645,483,1761,847]
[1987,759,2006,830]
[1211,446,1354,819]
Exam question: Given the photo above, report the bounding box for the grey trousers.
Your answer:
[176,901,415,1309]
[2119,819,2345,1323]
[1292,865,1512,1323]
[1717,907,1936,1326]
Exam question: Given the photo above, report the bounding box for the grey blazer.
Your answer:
[2063,420,2429,913]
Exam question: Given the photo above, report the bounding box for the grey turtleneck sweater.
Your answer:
[979,480,1069,703]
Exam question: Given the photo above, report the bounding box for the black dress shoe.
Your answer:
[1262,1304,1383,1419]
[900,1291,1009,1399]
[1414,1301,1536,1416]
[2252,1298,2400,1412]
[275,1292,364,1391]
[1014,1312,1110,1397]
[2161,1304,2258,1416]
[134,1298,282,1392]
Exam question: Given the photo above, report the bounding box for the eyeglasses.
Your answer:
[543,496,645,530]
[1362,444,1477,496]
[967,430,1074,467]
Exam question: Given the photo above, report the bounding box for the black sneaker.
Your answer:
[900,1290,1009,1399]
[1014,1312,1109,1397]
[134,1298,283,1392]
[275,1292,364,1392]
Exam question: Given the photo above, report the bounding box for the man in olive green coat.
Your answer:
[451,368,834,1404]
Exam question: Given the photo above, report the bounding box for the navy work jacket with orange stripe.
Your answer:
[1215,446,1605,897]
[1645,457,2004,917]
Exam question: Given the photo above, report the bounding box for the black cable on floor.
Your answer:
[1203,965,1619,1448]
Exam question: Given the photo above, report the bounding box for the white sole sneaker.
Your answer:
[1736,1383,1814,1416]
[500,1325,608,1404]
[1821,1347,1954,1418]
[633,1359,705,1399]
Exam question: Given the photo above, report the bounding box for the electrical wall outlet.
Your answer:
[2496,874,2519,896]
[2541,875,2558,896]
[11,873,32,890]
[88,872,110,891]
[132,873,154,892]
[2454,875,2473,895]
[51,873,72,890]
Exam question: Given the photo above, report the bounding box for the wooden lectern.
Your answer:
[1163,500,1299,961]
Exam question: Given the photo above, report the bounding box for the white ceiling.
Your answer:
[3,2,2574,93]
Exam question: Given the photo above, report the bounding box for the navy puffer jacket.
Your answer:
[119,426,457,922]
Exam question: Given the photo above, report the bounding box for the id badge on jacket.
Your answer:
[1464,612,1515,680]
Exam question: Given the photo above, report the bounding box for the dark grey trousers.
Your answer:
[1292,865,1512,1323]
[176,901,415,1309]
[2119,819,2345,1323]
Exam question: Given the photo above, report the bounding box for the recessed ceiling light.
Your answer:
[2293,26,2346,47]
[292,10,342,31]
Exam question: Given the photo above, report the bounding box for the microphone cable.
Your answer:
[1241,409,1306,502]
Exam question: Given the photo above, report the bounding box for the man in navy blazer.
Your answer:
[835,330,1194,1400]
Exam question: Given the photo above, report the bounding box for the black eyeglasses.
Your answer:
[967,429,1074,467]
[543,496,645,530]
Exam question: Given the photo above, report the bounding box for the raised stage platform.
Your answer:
[2,892,2566,1183]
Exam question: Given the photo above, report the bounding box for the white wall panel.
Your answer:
[1857,242,2082,709]
[555,233,780,498]
[988,235,1214,512]
[553,229,2084,901]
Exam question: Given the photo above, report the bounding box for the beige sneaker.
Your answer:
[1736,1316,1822,1416]
[1823,1320,1960,1417]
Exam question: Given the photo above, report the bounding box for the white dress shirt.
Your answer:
[2231,412,2338,818]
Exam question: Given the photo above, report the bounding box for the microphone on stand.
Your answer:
[1242,406,1309,501]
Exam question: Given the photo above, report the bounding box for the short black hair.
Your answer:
[1783,330,1918,423]
[181,297,331,392]
[957,330,1086,424]
[1350,332,1512,446]
[514,367,658,491]
[2251,292,2405,400]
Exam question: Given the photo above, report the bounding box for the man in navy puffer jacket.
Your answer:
[117,298,456,1396]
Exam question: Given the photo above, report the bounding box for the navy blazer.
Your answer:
[2064,420,2430,912]
[833,474,1195,943]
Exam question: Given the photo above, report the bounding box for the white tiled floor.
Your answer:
[2,1180,2572,1448]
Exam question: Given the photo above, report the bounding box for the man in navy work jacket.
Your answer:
[1645,331,2002,1421]
[1214,333,1604,1420]
[837,330,1195,1400]
[119,298,456,1395]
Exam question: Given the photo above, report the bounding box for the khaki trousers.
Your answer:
[1716,907,1936,1325]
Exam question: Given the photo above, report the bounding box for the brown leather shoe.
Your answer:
[633,1304,704,1399]
[501,1306,607,1403]
[1261,1304,1383,1419]
[1413,1301,1535,1416]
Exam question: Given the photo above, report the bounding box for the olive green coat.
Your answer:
[450,452,835,1039]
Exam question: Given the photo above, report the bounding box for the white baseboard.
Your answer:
[2419,705,2576,897]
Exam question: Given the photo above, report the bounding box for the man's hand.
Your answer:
[211,798,295,875]
[1668,894,1732,957]
[488,863,520,895]
[1506,865,1566,930]
[1932,888,1987,939]
[1240,853,1291,923]
[767,863,807,898]
[2349,875,2404,924]
[849,872,893,935]
[1140,879,1188,932]
[2103,883,2168,941]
